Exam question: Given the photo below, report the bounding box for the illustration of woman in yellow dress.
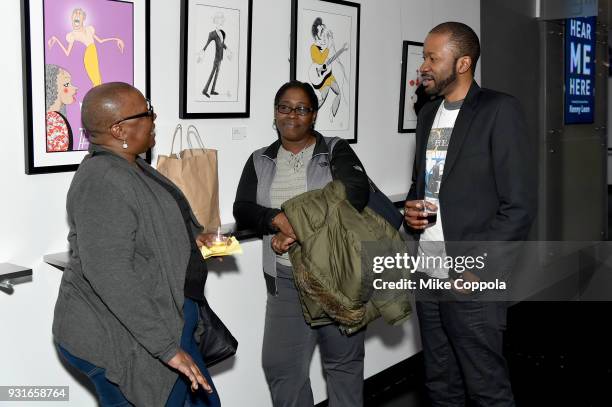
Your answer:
[47,8,124,87]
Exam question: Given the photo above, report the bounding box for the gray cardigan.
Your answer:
[52,145,201,406]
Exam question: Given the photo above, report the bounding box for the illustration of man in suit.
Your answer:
[200,12,232,98]
[404,22,535,406]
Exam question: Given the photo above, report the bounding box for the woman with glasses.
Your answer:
[52,82,221,407]
[234,80,369,406]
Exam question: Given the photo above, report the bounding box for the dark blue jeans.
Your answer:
[58,298,220,407]
[57,345,133,407]
[166,298,221,407]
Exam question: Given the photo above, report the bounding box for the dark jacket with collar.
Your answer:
[405,82,536,276]
[233,131,369,294]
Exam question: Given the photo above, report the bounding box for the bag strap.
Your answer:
[186,125,205,150]
[325,136,376,191]
[169,124,183,155]
[325,136,341,178]
[325,136,401,229]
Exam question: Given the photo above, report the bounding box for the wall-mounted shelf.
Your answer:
[43,252,70,271]
[41,197,407,273]
[43,223,260,272]
[0,263,33,295]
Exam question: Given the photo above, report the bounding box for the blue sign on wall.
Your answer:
[565,16,596,124]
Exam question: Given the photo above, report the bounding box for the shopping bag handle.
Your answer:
[169,124,183,156]
[186,125,205,150]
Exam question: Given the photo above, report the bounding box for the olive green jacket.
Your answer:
[283,181,412,334]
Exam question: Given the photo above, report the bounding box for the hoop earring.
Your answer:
[272,120,277,131]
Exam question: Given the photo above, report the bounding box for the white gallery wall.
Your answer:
[0,0,479,405]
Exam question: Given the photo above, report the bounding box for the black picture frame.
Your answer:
[398,40,424,133]
[290,0,360,143]
[21,0,150,174]
[179,0,252,119]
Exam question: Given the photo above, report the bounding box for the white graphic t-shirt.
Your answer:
[419,99,463,278]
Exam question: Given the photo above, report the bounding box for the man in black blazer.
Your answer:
[404,22,535,406]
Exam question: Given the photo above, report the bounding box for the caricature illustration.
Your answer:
[409,69,430,116]
[309,17,348,122]
[198,12,233,98]
[45,64,78,152]
[47,8,124,86]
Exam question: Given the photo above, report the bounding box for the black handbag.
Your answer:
[365,178,404,230]
[197,297,238,367]
[327,137,403,230]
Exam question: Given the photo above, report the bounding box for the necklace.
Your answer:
[283,137,315,173]
[287,149,306,173]
[284,143,315,173]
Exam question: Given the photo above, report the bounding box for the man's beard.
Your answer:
[425,67,458,96]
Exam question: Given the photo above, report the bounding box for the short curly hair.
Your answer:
[45,64,66,116]
[311,17,323,39]
[72,8,86,20]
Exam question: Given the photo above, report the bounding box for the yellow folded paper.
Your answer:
[201,236,243,259]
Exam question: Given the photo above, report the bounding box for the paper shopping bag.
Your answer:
[157,124,221,232]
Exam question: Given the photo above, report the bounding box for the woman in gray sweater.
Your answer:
[52,82,221,407]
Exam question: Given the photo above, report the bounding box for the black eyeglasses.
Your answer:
[276,104,314,116]
[111,99,155,127]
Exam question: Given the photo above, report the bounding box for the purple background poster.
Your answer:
[44,0,134,151]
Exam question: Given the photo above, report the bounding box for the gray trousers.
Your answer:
[262,266,365,407]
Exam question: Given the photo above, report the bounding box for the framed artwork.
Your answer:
[21,0,150,174]
[290,0,360,143]
[398,41,424,133]
[179,0,252,119]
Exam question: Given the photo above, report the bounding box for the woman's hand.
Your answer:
[271,232,296,255]
[166,349,212,393]
[271,212,296,239]
[196,233,228,262]
[196,233,229,248]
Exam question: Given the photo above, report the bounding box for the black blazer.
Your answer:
[406,81,536,243]
[204,30,227,62]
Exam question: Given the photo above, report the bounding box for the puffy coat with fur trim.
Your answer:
[283,180,412,334]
